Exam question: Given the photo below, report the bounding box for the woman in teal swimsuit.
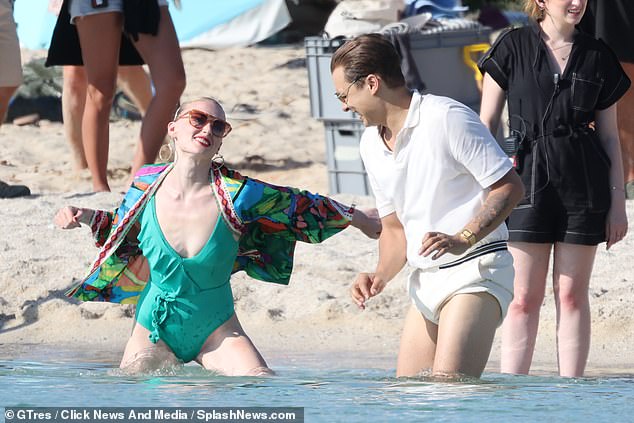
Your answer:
[54,97,381,375]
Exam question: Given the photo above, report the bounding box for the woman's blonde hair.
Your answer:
[172,96,224,120]
[524,0,545,21]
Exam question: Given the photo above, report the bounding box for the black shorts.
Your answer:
[507,186,607,245]
[510,127,611,246]
[45,0,144,67]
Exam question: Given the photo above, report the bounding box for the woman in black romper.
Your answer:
[479,0,630,377]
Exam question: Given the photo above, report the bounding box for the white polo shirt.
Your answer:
[360,93,513,269]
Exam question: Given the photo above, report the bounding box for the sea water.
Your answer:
[1,348,633,422]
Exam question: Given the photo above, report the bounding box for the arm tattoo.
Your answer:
[472,189,511,232]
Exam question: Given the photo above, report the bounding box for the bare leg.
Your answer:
[62,66,88,171]
[197,314,272,376]
[396,305,437,377]
[0,86,31,197]
[552,242,596,377]
[116,66,153,117]
[0,86,18,125]
[120,323,180,373]
[618,63,634,193]
[75,12,123,192]
[129,6,186,179]
[501,242,551,374]
[434,292,501,378]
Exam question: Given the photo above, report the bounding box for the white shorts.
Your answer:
[0,0,22,86]
[407,243,514,325]
[69,0,168,23]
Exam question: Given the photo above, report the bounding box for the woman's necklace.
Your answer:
[542,20,573,57]
[542,16,574,61]
[551,42,573,61]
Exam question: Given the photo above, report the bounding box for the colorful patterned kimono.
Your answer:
[66,163,354,304]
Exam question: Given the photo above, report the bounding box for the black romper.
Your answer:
[479,21,630,245]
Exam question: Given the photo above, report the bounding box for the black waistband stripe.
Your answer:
[438,241,508,270]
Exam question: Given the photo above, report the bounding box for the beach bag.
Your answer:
[324,0,404,37]
[112,91,143,121]
[6,58,63,123]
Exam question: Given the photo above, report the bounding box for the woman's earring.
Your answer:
[212,153,225,170]
[158,141,174,162]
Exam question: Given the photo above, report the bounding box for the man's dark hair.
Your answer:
[330,33,406,88]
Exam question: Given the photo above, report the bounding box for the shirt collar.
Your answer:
[402,90,423,130]
[528,18,541,37]
[379,91,422,154]
[375,91,422,154]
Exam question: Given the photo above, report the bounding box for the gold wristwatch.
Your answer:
[460,229,477,246]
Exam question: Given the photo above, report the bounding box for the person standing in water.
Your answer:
[479,0,629,377]
[54,96,381,375]
[331,34,524,378]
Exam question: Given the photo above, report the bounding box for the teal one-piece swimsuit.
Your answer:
[135,195,239,362]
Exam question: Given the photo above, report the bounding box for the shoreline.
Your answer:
[2,339,633,377]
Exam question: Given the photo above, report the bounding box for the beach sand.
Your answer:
[1,46,632,375]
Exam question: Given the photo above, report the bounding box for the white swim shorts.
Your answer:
[407,241,514,325]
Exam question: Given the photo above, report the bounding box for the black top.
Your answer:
[579,0,634,64]
[478,21,630,141]
[478,21,631,211]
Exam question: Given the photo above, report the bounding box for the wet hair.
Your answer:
[173,96,224,120]
[330,33,406,88]
[524,0,545,21]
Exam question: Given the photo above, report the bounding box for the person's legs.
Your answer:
[552,242,597,377]
[618,62,634,198]
[75,12,123,192]
[0,86,17,124]
[120,323,181,373]
[433,292,501,378]
[396,305,438,377]
[0,1,29,198]
[196,314,272,376]
[501,242,552,374]
[129,6,185,179]
[116,66,152,117]
[62,66,88,171]
[0,0,21,123]
[1,87,31,197]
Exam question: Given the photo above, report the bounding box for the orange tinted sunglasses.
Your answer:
[177,109,232,138]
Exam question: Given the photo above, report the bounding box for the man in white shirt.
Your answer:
[330,34,524,378]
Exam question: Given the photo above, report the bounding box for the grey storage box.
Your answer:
[305,37,357,122]
[325,121,372,196]
[305,27,490,121]
[407,28,491,111]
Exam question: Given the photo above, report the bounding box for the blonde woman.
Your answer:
[54,97,381,374]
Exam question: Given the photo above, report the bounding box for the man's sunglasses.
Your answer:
[334,76,364,104]
[176,109,232,138]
